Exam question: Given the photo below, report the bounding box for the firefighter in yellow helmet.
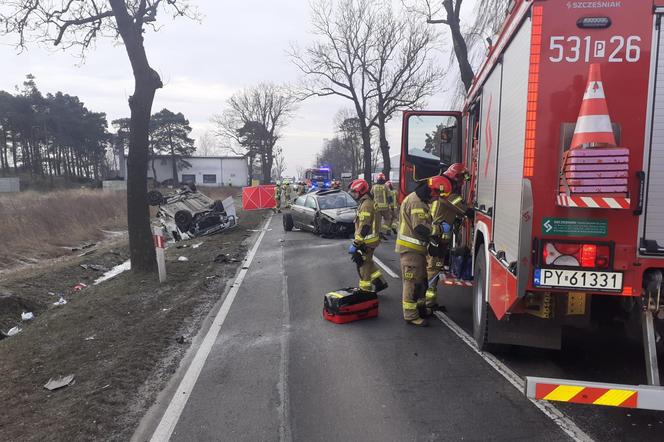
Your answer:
[274,180,282,213]
[426,164,472,311]
[371,172,392,236]
[282,179,292,208]
[348,179,388,293]
[396,180,441,327]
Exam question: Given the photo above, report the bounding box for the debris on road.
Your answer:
[73,283,88,291]
[94,259,131,285]
[192,242,203,249]
[6,326,22,337]
[84,335,95,341]
[175,336,186,344]
[177,256,189,262]
[53,297,67,306]
[44,374,75,391]
[150,186,238,241]
[21,312,34,321]
[213,254,241,264]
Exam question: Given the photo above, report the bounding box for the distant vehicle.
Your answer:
[148,185,237,241]
[305,167,332,189]
[283,189,356,237]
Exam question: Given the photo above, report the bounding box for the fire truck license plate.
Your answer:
[534,269,623,292]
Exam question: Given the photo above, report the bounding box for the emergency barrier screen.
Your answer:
[242,185,276,210]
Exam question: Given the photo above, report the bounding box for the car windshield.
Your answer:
[317,192,357,210]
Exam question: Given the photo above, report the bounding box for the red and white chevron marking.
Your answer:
[557,194,630,209]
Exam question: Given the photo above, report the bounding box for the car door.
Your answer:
[291,195,306,227]
[302,196,318,231]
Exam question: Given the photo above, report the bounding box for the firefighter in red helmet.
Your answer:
[396,178,445,327]
[348,179,388,293]
[425,164,473,313]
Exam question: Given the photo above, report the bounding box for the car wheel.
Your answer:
[148,190,164,206]
[283,213,294,232]
[472,247,495,352]
[174,210,193,232]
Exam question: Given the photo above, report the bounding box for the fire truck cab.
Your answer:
[400,0,664,410]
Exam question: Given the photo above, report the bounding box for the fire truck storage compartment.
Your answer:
[492,17,532,265]
[476,63,502,213]
[642,15,664,255]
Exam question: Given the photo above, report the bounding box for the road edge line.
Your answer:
[434,311,594,442]
[374,256,400,279]
[149,214,273,442]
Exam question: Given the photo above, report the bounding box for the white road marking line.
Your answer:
[375,259,593,442]
[374,256,400,279]
[433,312,594,442]
[150,215,274,442]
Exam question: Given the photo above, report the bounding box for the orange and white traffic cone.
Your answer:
[569,63,617,149]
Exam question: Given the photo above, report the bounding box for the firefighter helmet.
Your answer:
[443,163,469,184]
[349,179,370,198]
[428,175,453,197]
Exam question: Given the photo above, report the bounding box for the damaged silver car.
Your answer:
[148,185,237,241]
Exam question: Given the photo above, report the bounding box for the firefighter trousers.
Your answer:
[400,252,427,321]
[359,247,384,291]
[426,255,445,308]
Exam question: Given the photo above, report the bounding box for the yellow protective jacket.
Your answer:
[388,188,398,210]
[396,192,431,255]
[372,183,389,210]
[430,193,467,240]
[354,195,380,248]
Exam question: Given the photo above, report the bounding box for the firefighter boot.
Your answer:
[373,277,388,293]
[407,317,429,327]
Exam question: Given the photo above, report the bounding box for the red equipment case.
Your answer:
[323,288,378,324]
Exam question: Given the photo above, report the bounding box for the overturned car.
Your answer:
[149,185,237,241]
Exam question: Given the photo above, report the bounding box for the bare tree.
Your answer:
[290,0,378,183]
[0,0,196,273]
[212,83,296,184]
[196,130,218,156]
[272,149,286,180]
[365,4,442,177]
[402,0,511,92]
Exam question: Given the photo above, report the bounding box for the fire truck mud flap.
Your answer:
[525,376,664,411]
[486,314,561,350]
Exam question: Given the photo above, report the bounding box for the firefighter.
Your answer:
[386,181,399,233]
[348,178,388,293]
[275,180,282,213]
[371,173,391,236]
[282,179,292,208]
[396,180,440,327]
[331,179,341,189]
[426,164,473,310]
[298,181,307,196]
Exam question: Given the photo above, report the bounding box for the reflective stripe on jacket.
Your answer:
[395,192,431,255]
[354,195,380,247]
[372,184,389,210]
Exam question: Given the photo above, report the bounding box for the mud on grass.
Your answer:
[0,208,267,442]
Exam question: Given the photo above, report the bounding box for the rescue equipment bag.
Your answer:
[323,288,379,324]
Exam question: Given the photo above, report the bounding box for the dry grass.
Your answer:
[0,190,127,269]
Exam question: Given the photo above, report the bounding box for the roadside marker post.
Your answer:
[153,226,167,283]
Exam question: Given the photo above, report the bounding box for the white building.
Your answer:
[121,155,248,187]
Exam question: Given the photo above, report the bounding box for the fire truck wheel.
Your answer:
[472,247,492,351]
[283,213,294,232]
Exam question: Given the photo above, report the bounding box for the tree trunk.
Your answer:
[168,130,179,185]
[444,0,475,92]
[110,0,162,273]
[361,125,372,185]
[151,156,158,185]
[377,112,391,179]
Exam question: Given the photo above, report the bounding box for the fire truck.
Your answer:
[400,0,664,410]
[305,167,332,189]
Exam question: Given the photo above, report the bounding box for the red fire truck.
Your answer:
[400,0,664,410]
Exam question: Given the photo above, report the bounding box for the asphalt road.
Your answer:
[151,214,664,441]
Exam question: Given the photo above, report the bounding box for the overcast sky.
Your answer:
[0,0,473,176]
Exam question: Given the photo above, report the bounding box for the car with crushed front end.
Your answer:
[282,189,356,237]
